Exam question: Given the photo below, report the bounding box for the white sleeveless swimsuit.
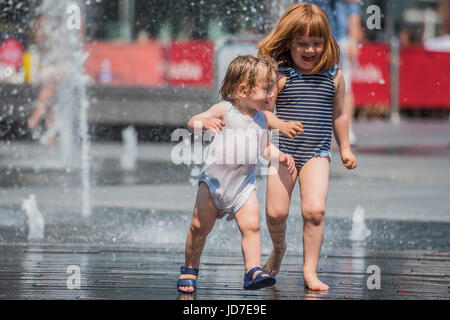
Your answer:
[199,101,266,220]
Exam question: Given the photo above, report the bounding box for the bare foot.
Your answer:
[39,132,57,147]
[262,242,286,276]
[303,269,329,291]
[27,117,40,129]
[178,274,197,293]
[46,135,57,147]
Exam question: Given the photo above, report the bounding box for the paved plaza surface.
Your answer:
[0,120,449,300]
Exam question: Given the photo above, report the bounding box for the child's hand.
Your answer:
[280,121,304,139]
[279,153,295,174]
[203,118,225,134]
[340,149,357,169]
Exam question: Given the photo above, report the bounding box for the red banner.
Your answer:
[399,47,450,108]
[84,41,167,87]
[83,39,215,88]
[352,42,390,107]
[169,39,214,87]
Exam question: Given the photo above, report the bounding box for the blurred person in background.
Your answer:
[26,13,57,147]
[27,2,85,147]
[425,0,450,52]
[304,0,363,146]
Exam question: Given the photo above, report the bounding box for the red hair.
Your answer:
[257,3,340,73]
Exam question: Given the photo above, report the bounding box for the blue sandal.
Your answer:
[177,266,199,294]
[243,266,276,290]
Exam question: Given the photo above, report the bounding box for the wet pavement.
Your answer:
[0,120,449,300]
[0,243,448,300]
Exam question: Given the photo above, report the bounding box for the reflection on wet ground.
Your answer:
[0,206,448,253]
[1,203,448,299]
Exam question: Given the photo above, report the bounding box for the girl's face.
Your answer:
[247,65,276,111]
[288,34,324,73]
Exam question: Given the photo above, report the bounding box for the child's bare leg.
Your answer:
[179,182,218,292]
[299,156,330,291]
[234,191,263,275]
[44,107,56,147]
[263,163,297,275]
[28,82,55,129]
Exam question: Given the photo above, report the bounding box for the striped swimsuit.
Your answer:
[276,65,338,169]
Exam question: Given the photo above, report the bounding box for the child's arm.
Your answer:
[187,101,227,134]
[263,72,304,139]
[333,69,357,169]
[260,114,295,174]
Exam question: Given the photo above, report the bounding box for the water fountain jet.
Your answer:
[349,205,371,241]
[120,126,138,171]
[21,194,44,241]
[37,0,91,216]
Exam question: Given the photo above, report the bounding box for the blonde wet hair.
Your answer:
[220,55,277,104]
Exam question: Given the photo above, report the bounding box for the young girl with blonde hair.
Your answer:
[177,55,295,294]
[258,2,357,291]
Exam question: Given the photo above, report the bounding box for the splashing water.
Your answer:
[38,0,91,216]
[120,126,138,171]
[21,195,44,240]
[349,205,371,241]
[189,165,202,186]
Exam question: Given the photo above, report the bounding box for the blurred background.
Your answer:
[0,0,449,142]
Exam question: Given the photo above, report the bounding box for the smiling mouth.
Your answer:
[302,55,315,62]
